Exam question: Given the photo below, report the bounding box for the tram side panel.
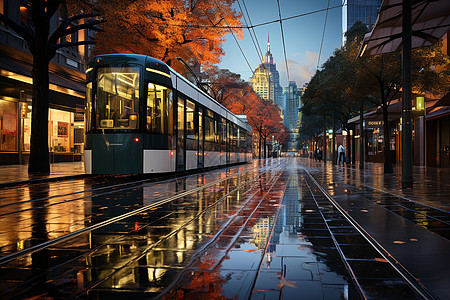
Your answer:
[143,149,175,173]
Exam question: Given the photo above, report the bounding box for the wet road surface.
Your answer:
[0,158,448,299]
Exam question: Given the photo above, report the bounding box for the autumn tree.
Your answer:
[202,66,245,105]
[0,0,102,174]
[79,0,243,74]
[248,100,285,158]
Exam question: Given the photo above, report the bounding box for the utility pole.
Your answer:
[401,1,413,188]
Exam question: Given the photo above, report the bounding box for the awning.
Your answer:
[429,92,450,109]
[425,106,450,120]
[347,98,438,124]
[359,0,450,57]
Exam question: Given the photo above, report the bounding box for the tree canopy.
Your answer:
[300,21,450,172]
[72,0,243,73]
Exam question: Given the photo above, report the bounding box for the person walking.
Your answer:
[337,144,346,167]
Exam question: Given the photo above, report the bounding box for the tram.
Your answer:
[84,54,252,174]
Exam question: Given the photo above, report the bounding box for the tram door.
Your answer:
[198,107,204,168]
[177,97,185,171]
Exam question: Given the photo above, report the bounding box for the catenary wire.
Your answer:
[317,0,331,70]
[237,0,264,62]
[148,4,343,29]
[212,0,254,74]
[276,0,290,81]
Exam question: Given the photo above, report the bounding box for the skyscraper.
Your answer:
[283,81,301,132]
[249,35,283,109]
[342,0,382,44]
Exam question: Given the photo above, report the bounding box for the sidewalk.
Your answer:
[300,157,450,299]
[302,158,450,211]
[0,162,85,186]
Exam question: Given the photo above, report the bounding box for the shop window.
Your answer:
[0,99,18,151]
[49,109,71,153]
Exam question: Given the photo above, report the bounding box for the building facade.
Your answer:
[342,0,382,44]
[249,36,283,109]
[0,0,89,165]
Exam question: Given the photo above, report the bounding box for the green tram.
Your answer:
[84,54,252,174]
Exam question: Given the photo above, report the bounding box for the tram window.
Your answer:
[198,108,203,153]
[186,100,195,140]
[220,118,226,152]
[95,66,140,130]
[205,113,214,151]
[147,83,173,135]
[86,82,92,133]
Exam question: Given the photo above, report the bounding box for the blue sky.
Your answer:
[218,0,343,88]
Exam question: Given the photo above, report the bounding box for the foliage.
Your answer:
[202,67,287,157]
[300,20,449,173]
[72,0,243,73]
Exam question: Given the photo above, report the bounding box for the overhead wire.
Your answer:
[276,0,290,81]
[237,0,264,62]
[212,0,254,73]
[317,0,331,70]
[148,4,343,29]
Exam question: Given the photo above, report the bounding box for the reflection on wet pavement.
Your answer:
[0,158,446,299]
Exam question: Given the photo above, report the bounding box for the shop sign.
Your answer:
[367,120,384,128]
[2,113,17,135]
[58,122,69,137]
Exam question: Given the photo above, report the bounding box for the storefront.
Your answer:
[0,44,85,165]
[425,93,450,168]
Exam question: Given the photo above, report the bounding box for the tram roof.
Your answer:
[89,54,251,133]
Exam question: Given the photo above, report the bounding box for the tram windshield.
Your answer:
[94,65,140,130]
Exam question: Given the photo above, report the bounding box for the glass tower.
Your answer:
[342,0,382,44]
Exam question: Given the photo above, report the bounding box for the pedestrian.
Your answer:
[337,144,346,167]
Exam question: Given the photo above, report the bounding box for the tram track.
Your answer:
[301,166,436,300]
[86,162,287,299]
[0,162,267,259]
[0,161,279,265]
[0,160,287,299]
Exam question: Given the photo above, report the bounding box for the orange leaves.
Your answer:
[89,0,243,71]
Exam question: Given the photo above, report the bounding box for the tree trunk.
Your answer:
[263,137,267,158]
[382,106,393,173]
[258,135,262,158]
[28,5,50,174]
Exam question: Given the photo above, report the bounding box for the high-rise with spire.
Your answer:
[249,35,283,110]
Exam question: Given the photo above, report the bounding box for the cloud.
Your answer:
[278,51,319,87]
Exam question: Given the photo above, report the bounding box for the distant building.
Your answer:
[342,0,382,44]
[283,81,301,132]
[283,82,302,152]
[249,35,283,109]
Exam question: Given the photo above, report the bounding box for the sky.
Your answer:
[217,0,343,88]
